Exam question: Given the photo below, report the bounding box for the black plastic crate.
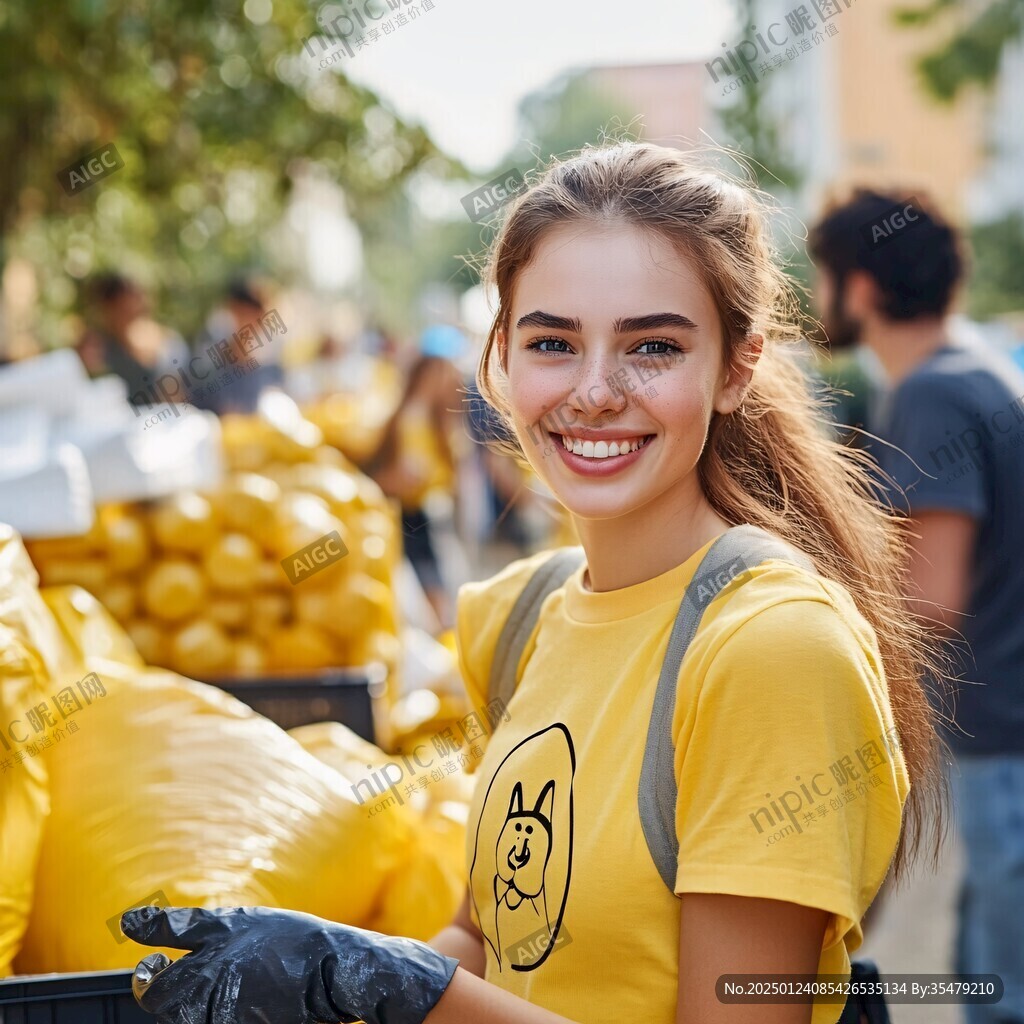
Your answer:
[0,969,148,1023]
[209,664,385,743]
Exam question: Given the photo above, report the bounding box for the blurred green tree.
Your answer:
[894,0,1022,100]
[0,0,460,346]
[967,212,1024,319]
[894,0,1024,318]
[715,0,803,193]
[504,69,636,170]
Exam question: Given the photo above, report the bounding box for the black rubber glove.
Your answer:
[121,905,459,1024]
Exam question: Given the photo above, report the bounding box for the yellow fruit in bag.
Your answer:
[208,595,248,630]
[218,473,280,543]
[283,465,362,520]
[266,623,337,671]
[272,494,341,554]
[150,492,218,554]
[202,533,262,592]
[141,560,206,622]
[104,512,150,573]
[250,591,290,631]
[232,638,267,676]
[334,574,396,637]
[170,619,234,677]
[15,660,414,974]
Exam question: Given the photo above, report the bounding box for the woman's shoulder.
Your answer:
[456,547,570,618]
[692,557,885,697]
[454,548,575,704]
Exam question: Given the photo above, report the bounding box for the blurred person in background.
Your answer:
[77,272,189,404]
[359,325,468,627]
[463,381,534,552]
[189,277,284,414]
[811,191,1024,1023]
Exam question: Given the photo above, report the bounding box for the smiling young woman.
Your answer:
[123,142,949,1024]
[431,142,950,1024]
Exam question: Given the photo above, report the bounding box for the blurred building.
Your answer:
[739,0,1022,220]
[966,39,1024,222]
[548,2,1022,237]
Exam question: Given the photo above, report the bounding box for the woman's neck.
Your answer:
[575,494,732,593]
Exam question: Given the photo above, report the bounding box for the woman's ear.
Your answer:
[714,333,762,415]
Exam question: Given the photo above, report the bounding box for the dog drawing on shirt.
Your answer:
[493,778,555,969]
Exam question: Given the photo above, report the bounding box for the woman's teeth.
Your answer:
[559,435,651,459]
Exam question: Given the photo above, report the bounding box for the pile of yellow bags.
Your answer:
[25,414,403,684]
[0,524,470,976]
[0,526,53,977]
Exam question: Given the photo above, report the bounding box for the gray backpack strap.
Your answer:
[487,547,586,710]
[639,524,815,892]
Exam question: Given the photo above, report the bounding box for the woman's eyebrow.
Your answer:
[614,313,699,333]
[514,311,698,333]
[516,311,583,332]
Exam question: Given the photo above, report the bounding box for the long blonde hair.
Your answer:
[475,142,949,881]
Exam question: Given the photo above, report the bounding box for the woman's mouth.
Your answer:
[549,432,654,475]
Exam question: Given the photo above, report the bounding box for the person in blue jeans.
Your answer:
[811,190,1024,1024]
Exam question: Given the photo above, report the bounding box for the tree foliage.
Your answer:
[893,0,1023,101]
[967,212,1024,318]
[0,0,461,343]
[715,0,803,192]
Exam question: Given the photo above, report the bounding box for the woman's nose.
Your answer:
[568,360,628,418]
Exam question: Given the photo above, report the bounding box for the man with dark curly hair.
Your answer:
[812,190,1024,1024]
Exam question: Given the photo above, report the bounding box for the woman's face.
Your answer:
[501,221,747,523]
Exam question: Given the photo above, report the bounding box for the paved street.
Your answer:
[858,821,963,1024]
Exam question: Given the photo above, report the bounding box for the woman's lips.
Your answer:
[549,432,654,476]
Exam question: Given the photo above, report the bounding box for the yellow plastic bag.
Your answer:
[290,721,469,941]
[0,626,50,978]
[0,525,61,977]
[40,586,144,671]
[368,799,469,940]
[15,659,414,974]
[0,525,80,687]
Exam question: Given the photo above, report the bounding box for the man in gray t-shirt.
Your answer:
[872,332,1024,756]
[811,190,1024,1023]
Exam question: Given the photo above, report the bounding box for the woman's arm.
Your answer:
[424,892,581,1023]
[427,892,486,976]
[425,969,581,1024]
[676,893,830,1024]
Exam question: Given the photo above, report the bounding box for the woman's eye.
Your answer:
[634,338,684,357]
[525,336,572,354]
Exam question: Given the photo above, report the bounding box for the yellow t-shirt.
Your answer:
[455,535,910,1024]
